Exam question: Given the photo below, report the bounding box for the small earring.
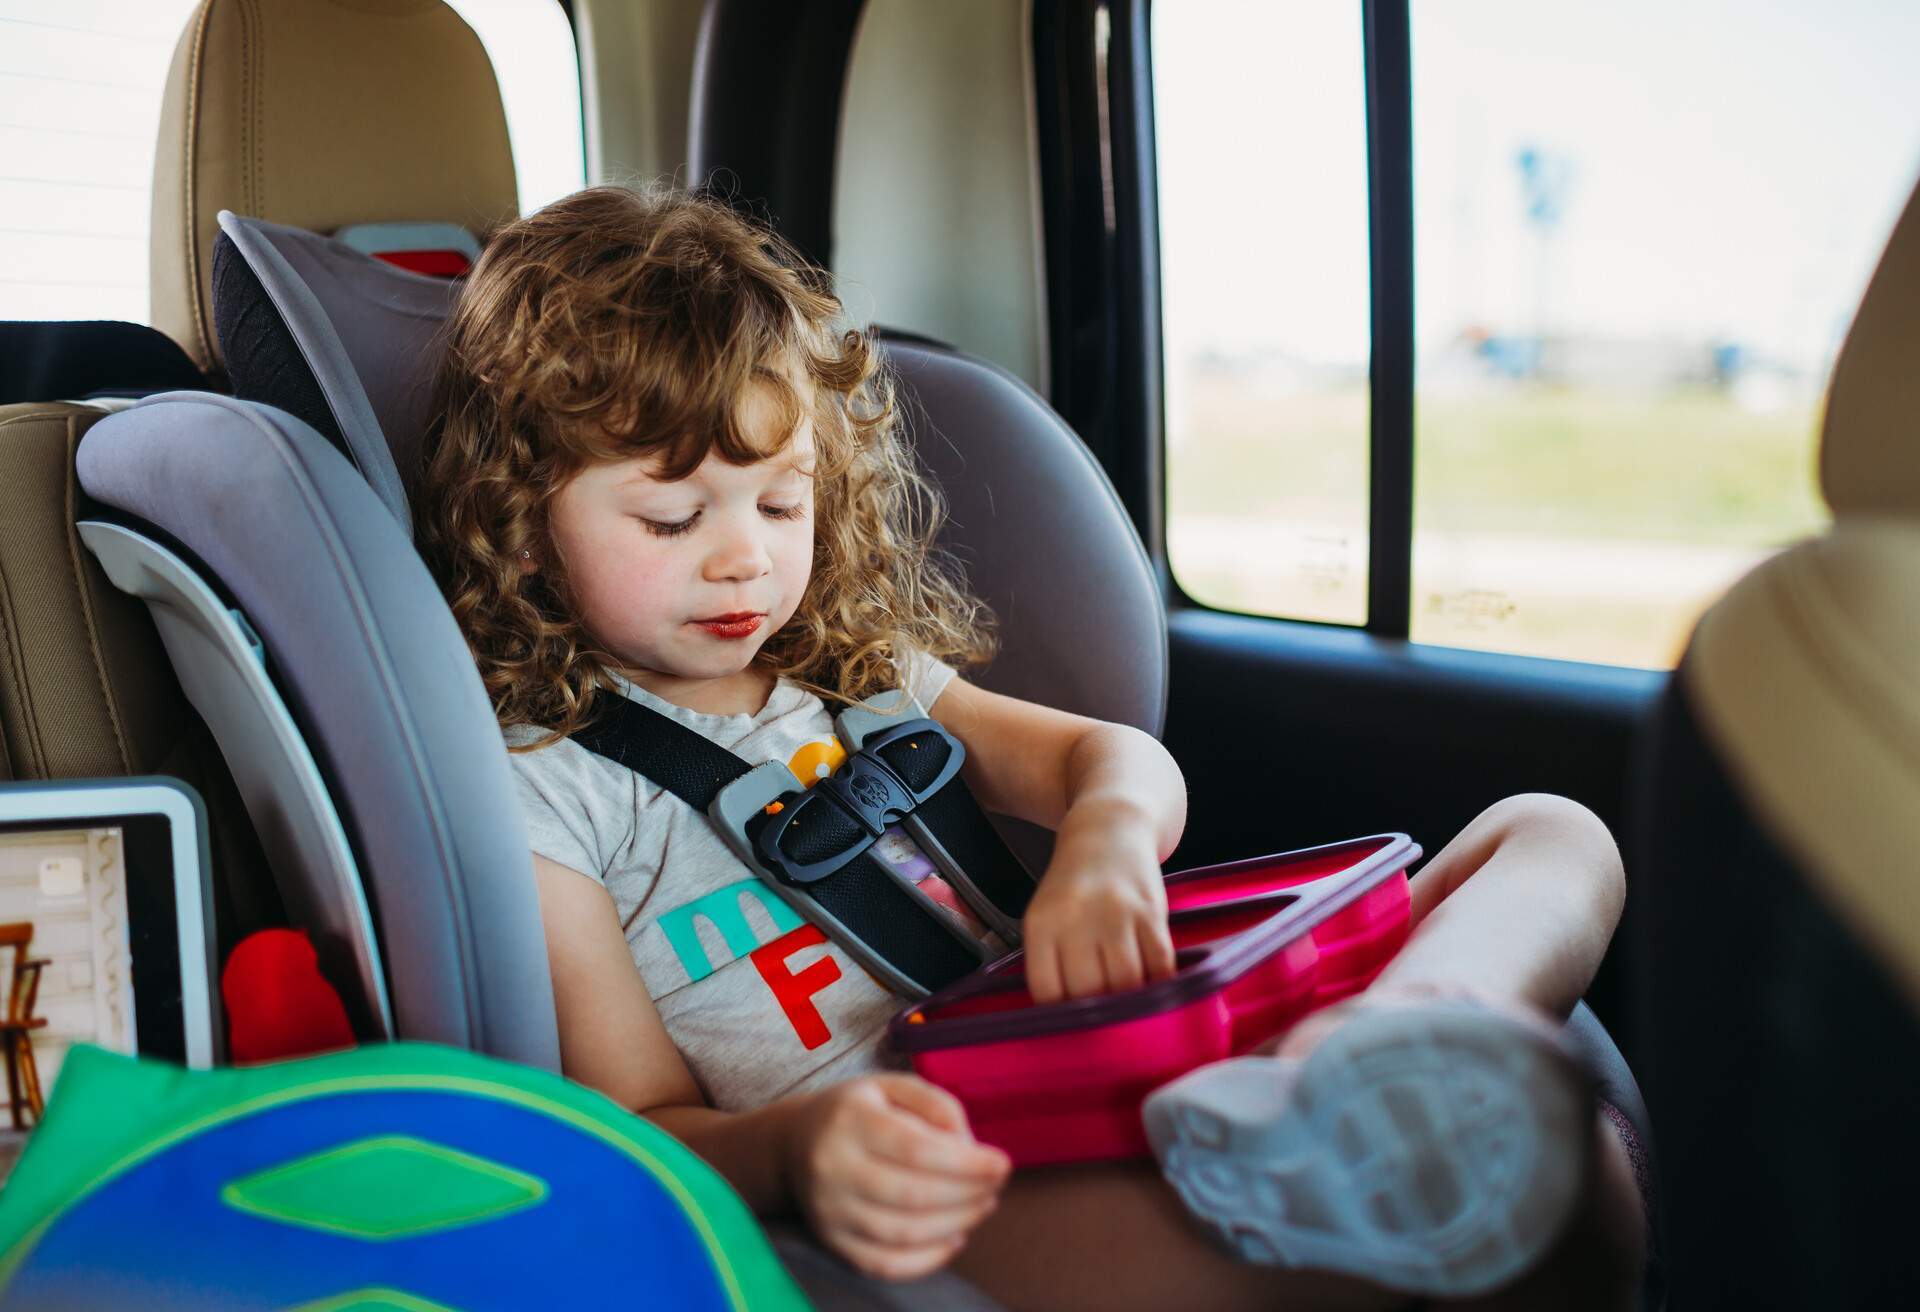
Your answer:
[520,549,532,560]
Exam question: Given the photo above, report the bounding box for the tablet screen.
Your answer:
[0,815,189,1066]
[0,781,215,1077]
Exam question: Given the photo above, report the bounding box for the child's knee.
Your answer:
[1489,793,1624,896]
[1484,791,1605,837]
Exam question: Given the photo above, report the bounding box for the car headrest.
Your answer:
[1821,173,1920,519]
[213,212,461,533]
[1684,515,1920,1005]
[151,0,518,374]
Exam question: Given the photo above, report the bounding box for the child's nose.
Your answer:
[703,518,773,581]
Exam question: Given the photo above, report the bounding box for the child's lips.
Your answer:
[690,612,765,639]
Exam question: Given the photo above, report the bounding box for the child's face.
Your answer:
[544,382,816,688]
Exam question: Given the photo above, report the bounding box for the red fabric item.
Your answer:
[221,928,356,1064]
[371,248,472,278]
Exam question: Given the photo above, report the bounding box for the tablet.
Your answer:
[0,777,218,1068]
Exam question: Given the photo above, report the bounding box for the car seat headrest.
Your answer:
[213,212,462,534]
[152,0,517,374]
[1821,174,1920,520]
[1684,515,1920,1005]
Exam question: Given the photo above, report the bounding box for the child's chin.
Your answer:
[672,642,766,677]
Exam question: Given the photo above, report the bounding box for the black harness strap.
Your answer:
[569,693,750,811]
[571,694,983,993]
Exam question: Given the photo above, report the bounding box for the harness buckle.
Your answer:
[753,718,966,886]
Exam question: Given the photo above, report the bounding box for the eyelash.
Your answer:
[640,503,806,538]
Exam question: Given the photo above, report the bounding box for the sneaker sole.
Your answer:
[1142,1001,1592,1298]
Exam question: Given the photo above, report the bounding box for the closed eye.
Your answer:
[640,513,699,538]
[760,502,807,522]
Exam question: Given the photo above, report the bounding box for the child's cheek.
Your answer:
[576,544,680,644]
[776,526,815,622]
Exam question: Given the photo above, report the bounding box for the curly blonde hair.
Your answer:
[415,186,996,744]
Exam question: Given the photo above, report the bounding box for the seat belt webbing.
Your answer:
[570,694,982,993]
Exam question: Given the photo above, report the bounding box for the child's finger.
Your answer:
[844,1198,998,1252]
[869,1108,1011,1180]
[878,1072,972,1136]
[840,1187,1000,1247]
[1024,935,1063,1005]
[1138,918,1178,980]
[1099,934,1146,993]
[831,1230,968,1283]
[1059,936,1107,999]
[851,1158,1004,1213]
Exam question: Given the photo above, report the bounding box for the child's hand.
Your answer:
[1022,821,1177,1003]
[786,1073,1011,1281]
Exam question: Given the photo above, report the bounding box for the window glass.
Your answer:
[0,0,201,323]
[443,0,584,216]
[0,0,582,326]
[1410,0,1920,667]
[1154,1,1371,626]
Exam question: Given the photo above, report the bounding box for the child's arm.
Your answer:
[534,854,1010,1279]
[927,679,1187,1004]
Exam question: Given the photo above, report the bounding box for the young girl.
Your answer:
[417,187,1643,1311]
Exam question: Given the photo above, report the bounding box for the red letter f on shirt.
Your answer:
[751,925,842,1050]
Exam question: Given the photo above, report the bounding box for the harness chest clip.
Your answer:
[752,719,966,886]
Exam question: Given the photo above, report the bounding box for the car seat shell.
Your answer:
[77,517,392,1040]
[77,393,558,1070]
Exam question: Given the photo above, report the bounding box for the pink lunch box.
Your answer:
[886,833,1421,1167]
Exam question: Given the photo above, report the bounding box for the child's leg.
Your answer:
[1375,793,1626,1017]
[1446,1107,1646,1312]
[949,1158,1408,1312]
[1129,796,1636,1299]
[931,797,1635,1308]
[949,1135,1640,1312]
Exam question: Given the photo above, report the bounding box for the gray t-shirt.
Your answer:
[506,652,991,1112]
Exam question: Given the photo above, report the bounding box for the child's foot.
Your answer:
[1141,996,1594,1299]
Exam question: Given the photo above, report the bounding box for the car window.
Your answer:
[1155,1,1371,629]
[0,0,202,324]
[1155,0,1920,668]
[443,0,584,217]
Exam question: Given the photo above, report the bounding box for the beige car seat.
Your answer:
[0,397,277,960]
[1634,172,1920,1306]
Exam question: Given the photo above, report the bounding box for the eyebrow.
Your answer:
[615,451,814,490]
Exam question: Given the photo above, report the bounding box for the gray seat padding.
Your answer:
[76,392,558,1069]
[892,344,1167,736]
[212,212,461,532]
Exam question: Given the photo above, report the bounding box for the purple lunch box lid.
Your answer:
[888,833,1421,1052]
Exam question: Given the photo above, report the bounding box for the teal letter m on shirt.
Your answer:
[659,878,806,983]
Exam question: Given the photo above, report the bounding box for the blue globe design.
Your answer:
[3,1089,744,1311]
